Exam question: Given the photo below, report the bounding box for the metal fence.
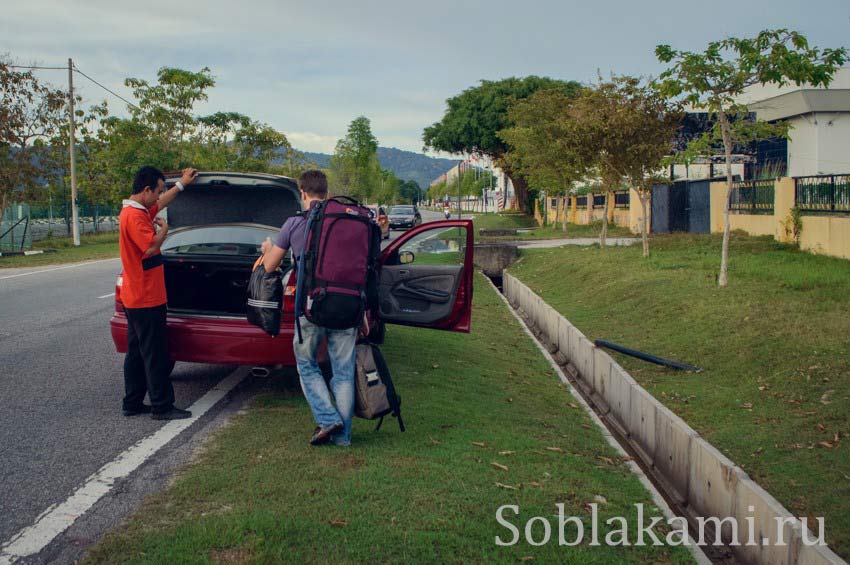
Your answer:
[576,196,588,207]
[1,201,121,250]
[613,191,630,209]
[794,174,850,214]
[0,204,33,252]
[730,179,775,214]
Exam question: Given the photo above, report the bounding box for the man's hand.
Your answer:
[260,236,273,256]
[145,218,169,256]
[158,167,199,210]
[180,167,199,187]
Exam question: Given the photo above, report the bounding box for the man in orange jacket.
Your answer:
[119,166,197,420]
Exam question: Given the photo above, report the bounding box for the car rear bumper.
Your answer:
[110,311,296,366]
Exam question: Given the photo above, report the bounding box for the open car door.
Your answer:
[378,219,474,332]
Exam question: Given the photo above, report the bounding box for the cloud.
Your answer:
[284,131,340,154]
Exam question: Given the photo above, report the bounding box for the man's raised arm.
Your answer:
[158,168,199,209]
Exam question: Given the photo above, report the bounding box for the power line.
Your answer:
[7,64,67,71]
[6,62,140,111]
[72,65,140,111]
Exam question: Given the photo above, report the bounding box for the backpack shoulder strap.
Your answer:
[370,344,405,432]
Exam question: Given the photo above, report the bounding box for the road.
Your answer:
[0,258,245,561]
[0,208,449,562]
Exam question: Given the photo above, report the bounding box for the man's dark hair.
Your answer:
[299,170,328,199]
[132,166,165,195]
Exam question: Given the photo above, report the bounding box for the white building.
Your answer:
[738,67,850,177]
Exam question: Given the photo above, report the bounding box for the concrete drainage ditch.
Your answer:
[488,271,842,565]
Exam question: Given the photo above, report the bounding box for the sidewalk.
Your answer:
[514,237,639,248]
[84,273,694,563]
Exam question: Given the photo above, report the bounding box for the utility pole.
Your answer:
[68,58,80,246]
[457,161,462,220]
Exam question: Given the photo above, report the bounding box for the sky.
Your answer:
[2,0,848,156]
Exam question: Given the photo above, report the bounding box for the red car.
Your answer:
[110,172,473,370]
[366,204,390,239]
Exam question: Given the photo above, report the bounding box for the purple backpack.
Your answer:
[294,196,381,339]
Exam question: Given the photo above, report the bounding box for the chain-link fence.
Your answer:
[1,200,121,250]
[1,204,33,252]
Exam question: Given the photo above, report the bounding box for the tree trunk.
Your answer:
[600,193,609,249]
[506,171,529,213]
[640,190,650,258]
[561,196,567,233]
[717,109,734,288]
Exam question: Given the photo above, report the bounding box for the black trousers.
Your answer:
[122,304,175,413]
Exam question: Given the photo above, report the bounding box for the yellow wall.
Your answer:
[710,177,849,260]
[800,216,850,259]
[729,213,775,236]
[613,209,630,228]
[629,188,649,235]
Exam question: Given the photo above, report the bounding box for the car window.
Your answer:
[161,226,276,256]
[379,207,386,215]
[391,206,414,214]
[393,226,467,266]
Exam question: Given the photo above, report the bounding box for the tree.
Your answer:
[423,76,582,213]
[656,30,847,286]
[330,116,382,202]
[585,78,682,256]
[500,88,589,232]
[398,179,422,204]
[124,66,215,165]
[0,55,66,223]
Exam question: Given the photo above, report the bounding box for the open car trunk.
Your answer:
[164,256,257,317]
[159,172,300,318]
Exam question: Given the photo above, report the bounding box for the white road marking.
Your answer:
[0,258,119,281]
[488,276,711,565]
[97,293,116,299]
[0,367,249,564]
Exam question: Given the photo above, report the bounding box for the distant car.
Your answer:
[109,172,473,369]
[389,204,422,230]
[366,204,390,239]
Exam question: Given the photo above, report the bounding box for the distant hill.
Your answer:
[300,147,458,190]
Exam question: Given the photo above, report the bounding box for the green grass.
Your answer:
[508,233,850,558]
[84,274,692,564]
[473,214,633,242]
[0,231,119,268]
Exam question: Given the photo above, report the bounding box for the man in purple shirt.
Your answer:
[261,170,361,447]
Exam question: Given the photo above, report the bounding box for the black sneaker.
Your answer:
[151,407,192,420]
[122,404,152,417]
[310,422,343,446]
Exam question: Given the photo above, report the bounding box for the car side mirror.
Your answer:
[399,250,415,265]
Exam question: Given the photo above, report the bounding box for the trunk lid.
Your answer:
[165,172,301,229]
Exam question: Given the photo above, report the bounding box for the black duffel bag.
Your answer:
[247,255,282,337]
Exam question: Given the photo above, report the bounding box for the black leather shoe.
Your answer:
[123,404,152,417]
[310,422,343,445]
[151,407,192,420]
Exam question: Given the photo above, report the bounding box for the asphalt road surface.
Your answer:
[0,258,241,562]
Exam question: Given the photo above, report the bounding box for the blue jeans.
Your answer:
[293,317,356,445]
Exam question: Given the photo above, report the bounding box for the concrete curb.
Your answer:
[502,273,843,564]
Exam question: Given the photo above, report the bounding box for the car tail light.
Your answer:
[283,270,296,320]
[114,274,124,311]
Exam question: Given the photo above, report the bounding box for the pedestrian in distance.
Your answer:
[119,166,198,420]
[261,170,367,446]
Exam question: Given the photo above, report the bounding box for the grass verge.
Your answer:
[84,274,692,563]
[508,232,850,558]
[0,232,119,268]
